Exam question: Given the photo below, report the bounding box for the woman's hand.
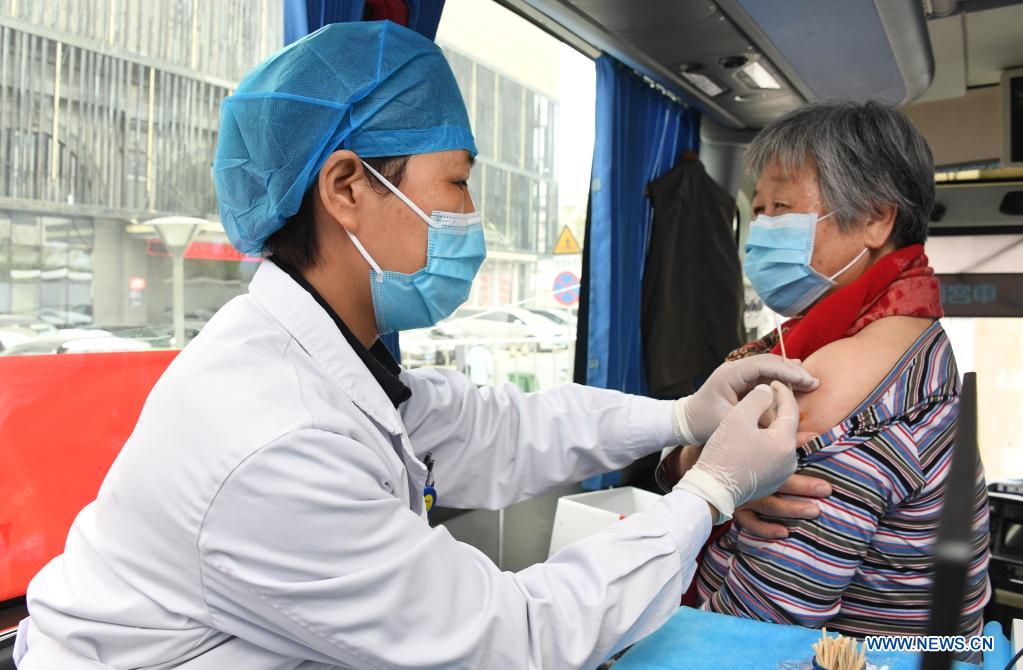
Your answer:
[664,433,831,538]
[735,473,832,539]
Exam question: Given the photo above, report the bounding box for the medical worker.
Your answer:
[14,22,817,669]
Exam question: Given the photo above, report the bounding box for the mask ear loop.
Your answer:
[345,229,385,284]
[810,210,865,284]
[828,247,869,281]
[351,159,435,284]
[360,159,435,227]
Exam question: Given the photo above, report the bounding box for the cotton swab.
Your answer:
[812,629,867,670]
[775,314,789,362]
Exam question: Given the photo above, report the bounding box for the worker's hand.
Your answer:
[674,381,800,524]
[735,473,833,539]
[672,354,817,445]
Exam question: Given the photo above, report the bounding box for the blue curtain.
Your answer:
[284,0,364,45]
[282,0,448,358]
[581,56,699,490]
[285,0,445,44]
[405,0,445,40]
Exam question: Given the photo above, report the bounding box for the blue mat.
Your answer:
[614,608,1001,670]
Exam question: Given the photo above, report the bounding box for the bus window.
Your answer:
[402,0,596,393]
[929,232,1023,482]
[0,3,282,354]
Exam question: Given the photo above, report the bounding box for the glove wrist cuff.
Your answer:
[672,397,699,446]
[674,468,734,525]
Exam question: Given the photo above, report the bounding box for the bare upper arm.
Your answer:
[794,317,935,436]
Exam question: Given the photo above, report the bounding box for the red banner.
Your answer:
[146,239,262,263]
[0,351,177,600]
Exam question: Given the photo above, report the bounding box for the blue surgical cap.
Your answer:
[213,21,478,254]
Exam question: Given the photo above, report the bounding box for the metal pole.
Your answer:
[172,253,185,347]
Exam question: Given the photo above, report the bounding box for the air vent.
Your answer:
[719,55,748,69]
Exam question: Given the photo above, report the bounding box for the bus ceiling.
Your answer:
[904,1,1023,172]
[495,0,936,130]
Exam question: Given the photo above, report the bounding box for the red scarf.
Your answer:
[681,244,943,607]
[773,243,943,359]
[726,244,944,363]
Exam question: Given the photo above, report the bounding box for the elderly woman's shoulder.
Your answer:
[794,316,935,435]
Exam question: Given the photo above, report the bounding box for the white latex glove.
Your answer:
[674,381,800,524]
[672,354,817,446]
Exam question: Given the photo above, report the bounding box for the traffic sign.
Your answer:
[553,226,581,254]
[553,271,580,305]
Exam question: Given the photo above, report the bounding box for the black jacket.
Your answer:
[641,159,743,398]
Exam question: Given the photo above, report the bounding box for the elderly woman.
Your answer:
[660,101,990,646]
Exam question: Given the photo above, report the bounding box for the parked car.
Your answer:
[399,326,457,368]
[0,329,152,356]
[61,337,152,354]
[447,307,572,351]
[0,326,37,353]
[527,308,577,332]
[37,307,93,327]
[94,324,176,350]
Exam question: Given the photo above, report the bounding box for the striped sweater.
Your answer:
[697,321,991,647]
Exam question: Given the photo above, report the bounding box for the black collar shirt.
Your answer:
[274,260,412,408]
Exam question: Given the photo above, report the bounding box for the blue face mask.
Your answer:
[349,161,486,334]
[743,211,867,316]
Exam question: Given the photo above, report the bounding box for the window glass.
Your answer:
[942,317,1023,483]
[0,1,283,355]
[0,0,596,385]
[410,0,596,392]
[927,233,1023,273]
[0,0,597,374]
[0,1,595,376]
[742,277,779,342]
[499,78,523,166]
[930,233,1023,483]
[484,164,509,245]
[474,65,498,159]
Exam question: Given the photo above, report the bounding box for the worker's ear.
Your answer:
[317,150,371,235]
[862,203,897,251]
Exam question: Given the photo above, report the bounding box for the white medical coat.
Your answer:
[14,260,711,670]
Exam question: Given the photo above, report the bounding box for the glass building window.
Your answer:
[426,0,596,404]
[475,65,497,159]
[499,78,523,168]
[483,164,508,246]
[0,1,282,357]
[509,173,533,251]
[526,93,556,178]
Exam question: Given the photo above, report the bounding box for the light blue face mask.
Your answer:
[349,161,486,334]
[743,211,867,316]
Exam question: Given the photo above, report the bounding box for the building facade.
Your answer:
[442,44,561,310]
[0,0,281,332]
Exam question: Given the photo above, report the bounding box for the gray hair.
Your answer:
[745,100,935,247]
